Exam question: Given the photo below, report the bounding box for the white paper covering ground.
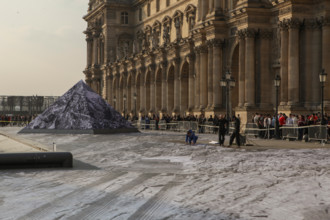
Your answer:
[0,128,330,220]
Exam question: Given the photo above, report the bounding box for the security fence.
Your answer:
[281,125,300,140]
[134,120,330,144]
[0,120,30,127]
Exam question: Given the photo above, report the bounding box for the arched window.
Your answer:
[121,12,128,24]
[166,0,170,7]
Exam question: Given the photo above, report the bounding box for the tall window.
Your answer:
[166,0,170,7]
[147,3,151,17]
[121,12,128,24]
[156,0,160,12]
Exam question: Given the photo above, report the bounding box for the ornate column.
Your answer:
[213,39,223,109]
[188,53,195,111]
[201,0,208,20]
[303,20,314,107]
[105,74,110,102]
[312,19,322,105]
[150,65,156,113]
[174,58,181,113]
[130,70,136,114]
[102,70,107,99]
[279,21,289,106]
[259,30,272,108]
[92,31,100,66]
[287,19,300,106]
[238,31,245,107]
[140,69,146,114]
[244,29,256,107]
[85,31,93,67]
[208,0,214,14]
[116,74,120,111]
[195,48,201,110]
[322,17,330,105]
[161,62,167,112]
[214,0,221,11]
[207,41,214,109]
[200,45,208,110]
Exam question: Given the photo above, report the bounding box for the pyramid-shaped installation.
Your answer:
[19,80,138,134]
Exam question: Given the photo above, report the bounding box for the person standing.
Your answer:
[218,115,228,146]
[229,115,241,148]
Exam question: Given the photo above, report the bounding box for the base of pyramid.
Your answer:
[18,128,139,134]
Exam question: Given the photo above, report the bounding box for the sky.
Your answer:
[0,0,89,96]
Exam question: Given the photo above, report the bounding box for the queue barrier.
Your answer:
[308,125,328,142]
[281,125,299,140]
[132,120,329,143]
[0,120,30,127]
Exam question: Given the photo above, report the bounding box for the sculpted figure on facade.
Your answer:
[123,41,129,58]
[132,40,137,54]
[163,25,170,45]
[152,31,159,49]
[175,18,182,41]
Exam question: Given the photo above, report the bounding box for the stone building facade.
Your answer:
[83,0,330,123]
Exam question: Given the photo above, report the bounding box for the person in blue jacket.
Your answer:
[186,130,198,145]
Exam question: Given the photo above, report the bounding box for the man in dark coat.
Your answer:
[229,115,241,147]
[218,114,228,146]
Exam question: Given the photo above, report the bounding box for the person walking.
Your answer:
[229,115,241,148]
[218,114,228,146]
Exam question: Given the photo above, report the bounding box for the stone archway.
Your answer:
[180,62,189,115]
[145,71,151,113]
[155,68,162,112]
[167,66,175,113]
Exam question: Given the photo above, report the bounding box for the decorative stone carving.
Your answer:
[175,18,182,40]
[198,45,208,54]
[259,30,273,39]
[320,16,330,27]
[163,25,171,45]
[242,28,256,38]
[162,16,172,45]
[287,18,301,29]
[185,5,196,33]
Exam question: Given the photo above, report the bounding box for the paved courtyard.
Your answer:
[0,127,330,220]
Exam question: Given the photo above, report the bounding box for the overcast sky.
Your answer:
[0,0,88,96]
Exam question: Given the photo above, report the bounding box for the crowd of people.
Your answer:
[0,114,35,127]
[252,112,330,140]
[133,111,330,141]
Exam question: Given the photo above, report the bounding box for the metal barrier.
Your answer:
[244,123,259,137]
[281,125,299,140]
[0,121,29,127]
[132,120,329,144]
[308,125,328,143]
[204,122,215,134]
[158,120,167,130]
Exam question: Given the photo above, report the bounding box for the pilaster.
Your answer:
[244,28,256,107]
[207,40,214,109]
[287,18,301,106]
